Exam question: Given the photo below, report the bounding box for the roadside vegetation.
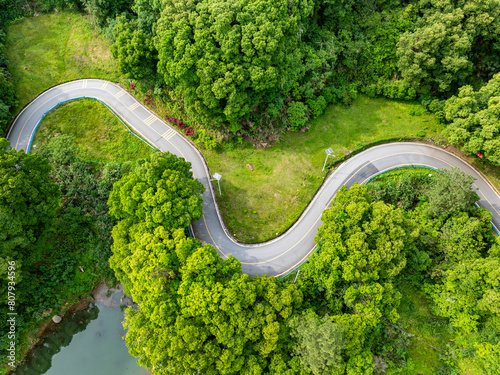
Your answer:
[107,155,499,374]
[5,11,122,111]
[32,98,155,163]
[3,0,500,373]
[206,97,441,242]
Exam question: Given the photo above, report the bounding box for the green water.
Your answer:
[14,300,148,375]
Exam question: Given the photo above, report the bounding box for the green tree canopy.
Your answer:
[0,138,60,246]
[111,15,158,80]
[289,311,344,375]
[303,184,411,325]
[430,253,500,333]
[396,0,500,94]
[108,152,204,229]
[425,167,479,218]
[154,0,332,133]
[112,223,304,374]
[444,73,500,165]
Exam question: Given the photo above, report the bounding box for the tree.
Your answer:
[302,184,410,325]
[108,152,204,229]
[289,311,344,374]
[396,0,500,94]
[475,342,500,375]
[82,0,133,25]
[430,255,500,333]
[397,6,472,94]
[425,167,479,218]
[114,224,304,374]
[111,15,158,80]
[444,73,500,165]
[0,138,60,249]
[438,211,492,263]
[154,0,323,133]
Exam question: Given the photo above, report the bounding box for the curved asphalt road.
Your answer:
[7,79,500,277]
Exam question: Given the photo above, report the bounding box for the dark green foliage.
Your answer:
[83,0,133,25]
[369,171,432,210]
[0,0,26,26]
[425,167,479,218]
[40,135,126,276]
[35,0,85,13]
[111,15,157,79]
[0,30,16,136]
[444,73,500,165]
[152,0,336,134]
[366,168,499,372]
[0,136,128,367]
[397,0,500,95]
[0,138,60,246]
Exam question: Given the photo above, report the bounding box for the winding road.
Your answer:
[7,79,500,276]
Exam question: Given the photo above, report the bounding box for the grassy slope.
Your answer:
[5,11,122,111]
[205,96,442,242]
[32,99,155,162]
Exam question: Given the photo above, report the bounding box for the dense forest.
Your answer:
[107,159,500,374]
[2,0,500,373]
[2,0,500,158]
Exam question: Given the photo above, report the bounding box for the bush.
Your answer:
[307,96,327,119]
[287,101,309,130]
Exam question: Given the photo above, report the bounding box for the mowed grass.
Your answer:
[205,96,443,242]
[31,99,155,163]
[5,12,122,111]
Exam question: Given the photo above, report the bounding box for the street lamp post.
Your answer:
[322,148,335,172]
[212,173,222,195]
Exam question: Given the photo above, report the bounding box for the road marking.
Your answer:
[82,80,87,88]
[161,128,176,141]
[144,115,156,126]
[128,102,140,111]
[12,81,500,273]
[114,90,125,99]
[101,82,108,90]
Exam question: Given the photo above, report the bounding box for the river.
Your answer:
[14,284,149,375]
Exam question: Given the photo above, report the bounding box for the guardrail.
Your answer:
[280,165,500,281]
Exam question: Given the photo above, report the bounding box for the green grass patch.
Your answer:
[367,166,441,184]
[31,99,154,162]
[5,12,122,111]
[205,96,443,242]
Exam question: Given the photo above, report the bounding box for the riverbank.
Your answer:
[5,282,141,375]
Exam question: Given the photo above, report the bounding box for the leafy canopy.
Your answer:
[108,152,204,229]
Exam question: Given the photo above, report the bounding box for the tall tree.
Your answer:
[0,138,60,250]
[289,311,344,374]
[111,15,158,80]
[396,0,500,94]
[154,0,322,133]
[108,152,204,229]
[444,73,500,165]
[424,167,479,218]
[303,184,411,326]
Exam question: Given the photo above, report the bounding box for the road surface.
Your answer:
[7,79,500,276]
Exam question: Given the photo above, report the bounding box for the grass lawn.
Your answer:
[5,11,122,111]
[205,96,443,242]
[31,99,155,162]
